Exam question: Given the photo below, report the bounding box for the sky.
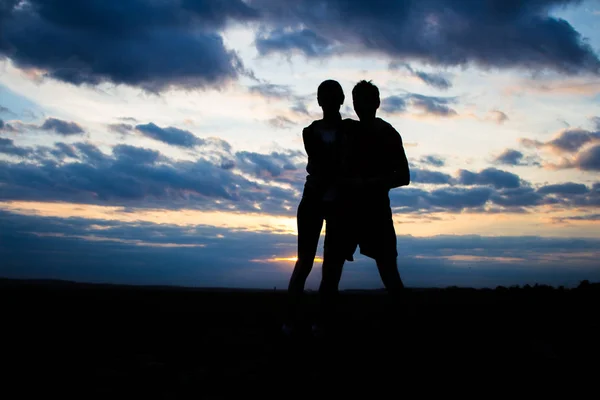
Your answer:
[1,0,599,289]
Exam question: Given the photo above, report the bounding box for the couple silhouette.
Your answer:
[284,80,411,336]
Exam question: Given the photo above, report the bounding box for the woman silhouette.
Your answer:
[284,79,352,335]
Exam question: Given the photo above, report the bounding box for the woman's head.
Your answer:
[317,79,345,112]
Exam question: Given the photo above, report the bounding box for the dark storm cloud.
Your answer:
[135,123,204,148]
[255,28,333,57]
[593,117,600,131]
[4,1,594,94]
[457,168,522,189]
[249,0,600,74]
[389,62,453,90]
[40,117,85,135]
[0,0,248,91]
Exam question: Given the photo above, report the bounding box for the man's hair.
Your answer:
[352,80,380,103]
[317,79,344,104]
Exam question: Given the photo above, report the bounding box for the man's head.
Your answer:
[317,79,345,113]
[352,80,380,121]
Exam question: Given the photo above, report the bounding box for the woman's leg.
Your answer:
[286,196,324,327]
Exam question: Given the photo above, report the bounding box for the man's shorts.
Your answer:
[324,199,398,261]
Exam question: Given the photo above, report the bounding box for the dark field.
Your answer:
[2,278,599,397]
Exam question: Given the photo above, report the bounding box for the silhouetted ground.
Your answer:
[2,278,599,397]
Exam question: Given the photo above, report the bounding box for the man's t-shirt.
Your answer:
[341,118,410,217]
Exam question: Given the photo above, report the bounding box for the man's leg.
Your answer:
[375,257,405,297]
[375,257,406,330]
[317,253,346,330]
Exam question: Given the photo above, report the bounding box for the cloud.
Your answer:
[40,117,85,135]
[135,123,204,148]
[0,118,17,132]
[389,62,452,90]
[553,214,600,223]
[408,94,457,117]
[592,116,600,131]
[537,183,589,195]
[410,168,452,185]
[521,128,600,154]
[249,82,311,116]
[0,137,30,157]
[566,144,600,171]
[2,210,598,288]
[255,28,333,57]
[494,149,525,166]
[0,105,14,116]
[457,168,522,189]
[1,137,597,217]
[519,127,600,171]
[291,100,310,116]
[381,93,457,117]
[0,140,304,215]
[108,123,134,135]
[236,150,301,180]
[250,0,600,75]
[248,83,294,99]
[118,117,138,123]
[267,116,295,129]
[0,0,249,92]
[487,110,509,125]
[493,149,540,167]
[52,142,77,159]
[420,155,445,167]
[381,96,408,114]
[490,187,542,208]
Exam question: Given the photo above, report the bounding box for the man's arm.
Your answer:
[386,126,410,189]
[356,125,409,189]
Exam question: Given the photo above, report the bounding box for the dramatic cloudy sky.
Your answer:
[1,0,599,289]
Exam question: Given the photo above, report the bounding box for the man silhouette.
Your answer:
[317,80,410,330]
